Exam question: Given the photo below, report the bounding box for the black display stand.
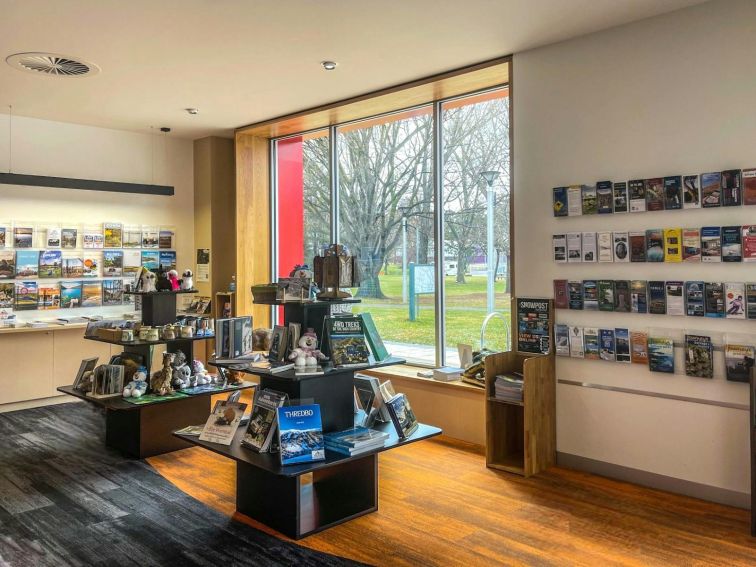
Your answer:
[124,288,199,327]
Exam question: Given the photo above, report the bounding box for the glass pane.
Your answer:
[441,89,511,365]
[337,108,436,365]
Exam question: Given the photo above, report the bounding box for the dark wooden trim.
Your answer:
[508,58,516,344]
[0,172,174,196]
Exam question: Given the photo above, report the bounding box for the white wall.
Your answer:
[0,115,194,321]
[514,0,755,498]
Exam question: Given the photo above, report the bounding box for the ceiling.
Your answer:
[0,0,706,140]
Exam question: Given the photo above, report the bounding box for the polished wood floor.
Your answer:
[149,425,756,567]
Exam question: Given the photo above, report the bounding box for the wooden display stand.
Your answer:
[215,291,236,319]
[484,351,555,477]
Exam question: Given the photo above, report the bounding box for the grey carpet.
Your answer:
[0,402,367,567]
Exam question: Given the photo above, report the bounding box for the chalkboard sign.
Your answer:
[515,297,553,355]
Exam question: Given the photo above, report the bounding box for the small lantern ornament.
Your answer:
[313,244,361,300]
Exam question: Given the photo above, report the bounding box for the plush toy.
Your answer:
[181,269,194,291]
[288,328,326,367]
[151,352,175,396]
[139,268,156,293]
[156,267,172,292]
[168,270,180,291]
[253,328,272,351]
[289,264,313,280]
[171,364,191,389]
[123,366,149,398]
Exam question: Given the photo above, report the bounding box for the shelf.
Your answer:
[252,298,361,307]
[209,356,405,382]
[487,396,524,407]
[84,334,215,347]
[487,452,526,475]
[123,289,199,296]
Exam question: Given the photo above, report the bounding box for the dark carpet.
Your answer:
[0,402,366,567]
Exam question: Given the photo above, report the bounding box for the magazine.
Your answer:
[103,250,123,277]
[515,298,551,355]
[685,334,713,378]
[724,344,754,383]
[278,404,325,465]
[385,393,419,439]
[103,223,123,248]
[0,250,14,279]
[38,284,60,310]
[198,400,247,445]
[14,281,38,310]
[16,250,39,278]
[60,281,82,308]
[326,316,370,367]
[46,227,61,248]
[648,336,675,373]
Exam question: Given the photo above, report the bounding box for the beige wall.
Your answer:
[513,0,755,496]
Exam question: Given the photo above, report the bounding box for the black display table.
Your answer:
[124,288,199,326]
[175,420,441,538]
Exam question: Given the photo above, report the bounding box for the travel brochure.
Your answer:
[198,400,248,445]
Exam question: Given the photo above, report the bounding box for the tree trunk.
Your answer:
[493,248,501,287]
[356,272,387,299]
[456,251,467,284]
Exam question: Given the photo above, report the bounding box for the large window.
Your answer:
[273,87,510,366]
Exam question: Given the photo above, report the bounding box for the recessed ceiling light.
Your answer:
[321,61,338,71]
[185,108,199,115]
[6,52,99,77]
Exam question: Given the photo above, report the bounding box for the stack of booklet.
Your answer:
[494,373,524,403]
[324,426,389,456]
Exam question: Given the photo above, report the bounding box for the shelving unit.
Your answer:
[124,288,199,326]
[215,290,236,319]
[484,351,555,477]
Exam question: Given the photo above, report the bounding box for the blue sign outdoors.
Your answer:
[408,263,434,321]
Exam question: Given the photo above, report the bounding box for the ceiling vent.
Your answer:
[6,52,99,77]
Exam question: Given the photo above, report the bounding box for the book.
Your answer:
[630,331,648,364]
[385,393,419,439]
[724,344,755,383]
[242,388,288,452]
[682,174,701,208]
[0,250,14,279]
[582,280,598,310]
[645,178,664,211]
[663,228,682,262]
[433,367,462,382]
[552,234,567,263]
[553,187,568,217]
[198,400,247,445]
[268,324,289,361]
[231,317,245,358]
[553,279,568,309]
[743,225,756,262]
[648,281,666,315]
[569,326,584,358]
[701,172,721,207]
[597,231,613,262]
[38,283,60,309]
[613,182,628,213]
[629,232,646,262]
[596,181,613,213]
[700,227,721,262]
[493,374,524,403]
[630,280,648,314]
[721,169,741,206]
[61,228,78,249]
[614,280,630,313]
[326,316,370,367]
[743,168,756,205]
[704,282,724,317]
[583,327,600,360]
[725,282,746,319]
[663,176,682,210]
[554,324,570,357]
[379,380,396,403]
[613,232,629,262]
[360,312,390,362]
[582,185,597,215]
[598,280,614,312]
[15,250,39,278]
[103,223,123,248]
[685,281,705,316]
[581,231,597,262]
[324,427,388,451]
[615,328,631,363]
[648,336,674,373]
[685,334,713,378]
[645,229,664,262]
[665,281,684,316]
[629,179,646,212]
[748,283,756,319]
[721,226,742,262]
[353,374,392,422]
[567,185,583,216]
[567,280,583,310]
[599,329,615,362]
[277,404,325,465]
[567,232,582,263]
[682,228,701,262]
[60,281,82,308]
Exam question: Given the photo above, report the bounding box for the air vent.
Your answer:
[6,52,99,77]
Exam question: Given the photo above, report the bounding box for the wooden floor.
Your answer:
[148,425,756,567]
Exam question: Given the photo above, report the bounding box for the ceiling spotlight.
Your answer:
[185,108,199,115]
[321,61,337,71]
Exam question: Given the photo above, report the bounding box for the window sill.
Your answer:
[361,364,485,395]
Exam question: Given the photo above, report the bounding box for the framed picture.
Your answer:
[72,357,99,390]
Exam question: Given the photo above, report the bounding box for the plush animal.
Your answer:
[181,269,194,291]
[151,352,175,396]
[156,267,172,292]
[288,328,326,367]
[253,328,272,351]
[168,270,180,291]
[289,264,313,280]
[139,268,157,293]
[171,364,191,389]
[123,366,149,398]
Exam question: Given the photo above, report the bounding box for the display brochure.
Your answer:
[38,283,60,309]
[629,231,646,262]
[582,280,598,310]
[682,174,701,208]
[615,328,631,363]
[613,181,628,213]
[596,181,613,214]
[665,281,684,316]
[701,172,721,207]
[231,317,245,358]
[567,232,582,263]
[554,324,570,357]
[567,185,583,216]
[645,229,664,262]
[122,226,142,248]
[268,324,289,361]
[0,282,13,309]
[747,283,756,319]
[721,226,742,262]
[721,169,741,206]
[197,400,247,445]
[553,187,568,217]
[62,258,83,278]
[743,225,756,262]
[386,393,419,439]
[567,280,583,310]
[81,281,102,307]
[354,374,392,422]
[701,227,722,262]
[60,281,82,308]
[82,253,100,278]
[613,280,630,312]
[174,425,205,436]
[724,343,754,383]
[628,179,646,212]
[326,316,370,367]
[102,250,123,277]
[597,231,613,262]
[645,178,664,211]
[14,226,33,248]
[45,227,61,248]
[123,249,141,276]
[159,229,175,249]
[630,280,648,314]
[0,250,14,279]
[103,223,123,248]
[648,336,675,373]
[581,231,597,262]
[613,231,629,262]
[663,175,683,209]
[515,297,552,355]
[277,404,326,465]
[379,380,396,403]
[663,228,682,262]
[685,334,713,378]
[648,281,666,315]
[630,331,649,364]
[725,282,746,319]
[597,280,614,312]
[704,282,725,317]
[0,226,6,249]
[552,234,567,263]
[159,251,177,271]
[685,281,705,317]
[216,318,232,359]
[569,326,584,358]
[599,329,615,362]
[682,228,701,262]
[140,250,159,270]
[553,279,568,309]
[581,185,597,215]
[15,250,39,278]
[83,230,104,249]
[583,327,600,360]
[62,228,78,248]
[141,227,159,248]
[242,388,288,452]
[360,312,390,362]
[743,168,756,206]
[15,281,38,310]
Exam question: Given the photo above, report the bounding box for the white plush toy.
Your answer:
[288,328,326,367]
[140,268,156,293]
[181,269,194,290]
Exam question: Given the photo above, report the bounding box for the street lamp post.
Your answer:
[402,215,408,303]
[480,170,500,315]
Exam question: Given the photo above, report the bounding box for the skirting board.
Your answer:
[0,395,80,414]
[557,452,749,510]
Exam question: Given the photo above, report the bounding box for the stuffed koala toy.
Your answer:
[139,268,157,293]
[181,269,194,290]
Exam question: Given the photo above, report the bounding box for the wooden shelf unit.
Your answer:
[484,351,555,477]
